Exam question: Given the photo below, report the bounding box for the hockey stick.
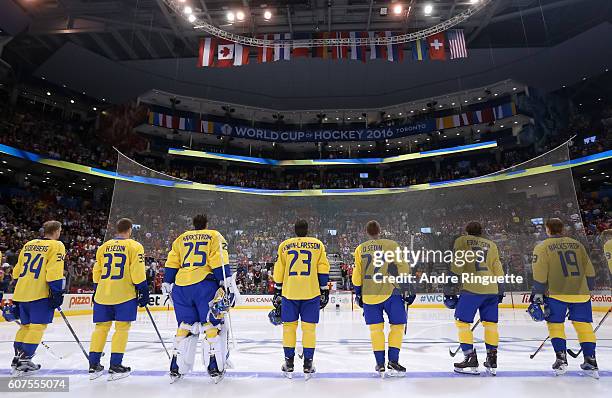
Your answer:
[449,319,482,357]
[218,237,237,350]
[145,306,171,360]
[529,309,570,359]
[529,336,549,359]
[567,305,611,358]
[14,320,63,360]
[58,308,89,361]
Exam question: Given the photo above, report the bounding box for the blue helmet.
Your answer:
[268,308,282,326]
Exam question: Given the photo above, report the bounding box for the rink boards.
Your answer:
[1,291,610,321]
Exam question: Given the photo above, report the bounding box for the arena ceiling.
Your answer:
[2,0,611,69]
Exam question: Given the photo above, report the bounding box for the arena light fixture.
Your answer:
[424,4,433,15]
[188,14,196,22]
[263,10,272,20]
[93,107,97,111]
[46,91,51,96]
[227,11,235,22]
[236,10,245,21]
[184,6,193,14]
[393,4,403,15]
[70,99,75,104]
[470,0,480,3]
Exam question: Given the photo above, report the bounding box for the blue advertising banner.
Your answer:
[211,119,437,143]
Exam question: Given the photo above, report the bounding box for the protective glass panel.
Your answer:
[105,143,610,298]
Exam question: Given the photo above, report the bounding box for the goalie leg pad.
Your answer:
[202,323,228,372]
[172,323,200,375]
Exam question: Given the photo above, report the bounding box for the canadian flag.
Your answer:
[216,41,250,67]
[216,42,235,67]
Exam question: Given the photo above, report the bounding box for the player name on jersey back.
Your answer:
[93,239,146,305]
[165,229,229,287]
[12,239,65,303]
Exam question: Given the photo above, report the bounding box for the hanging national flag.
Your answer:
[369,32,385,60]
[493,103,517,120]
[427,33,446,60]
[314,32,330,58]
[292,33,311,57]
[382,31,403,62]
[257,34,274,63]
[201,120,214,134]
[447,29,468,60]
[274,33,291,61]
[216,40,235,68]
[331,32,349,60]
[476,108,495,124]
[412,39,429,61]
[349,31,367,62]
[233,43,249,66]
[197,38,216,67]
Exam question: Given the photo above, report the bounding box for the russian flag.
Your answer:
[349,32,367,62]
[369,32,383,60]
[274,33,291,61]
[382,32,403,62]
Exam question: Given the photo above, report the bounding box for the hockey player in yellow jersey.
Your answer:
[1,221,65,376]
[602,229,612,274]
[163,214,238,383]
[528,218,598,378]
[352,220,415,377]
[88,218,149,381]
[444,221,504,376]
[272,219,330,379]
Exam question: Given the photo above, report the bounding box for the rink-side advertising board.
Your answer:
[1,292,610,321]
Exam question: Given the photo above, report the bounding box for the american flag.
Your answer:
[447,29,468,59]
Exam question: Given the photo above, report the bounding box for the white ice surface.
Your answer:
[0,308,609,397]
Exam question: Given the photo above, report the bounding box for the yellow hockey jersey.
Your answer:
[165,230,229,286]
[93,238,146,305]
[352,239,410,305]
[604,239,612,274]
[12,239,65,302]
[532,236,594,303]
[451,235,503,295]
[273,237,330,300]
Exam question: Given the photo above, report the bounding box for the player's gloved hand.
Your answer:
[137,285,150,308]
[48,290,64,309]
[1,303,19,322]
[355,293,363,308]
[498,293,505,304]
[443,295,458,309]
[220,276,238,308]
[273,284,282,309]
[319,286,330,309]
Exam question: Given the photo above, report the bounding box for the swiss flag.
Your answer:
[216,41,235,68]
[427,33,446,60]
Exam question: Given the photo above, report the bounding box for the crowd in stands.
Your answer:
[0,98,611,296]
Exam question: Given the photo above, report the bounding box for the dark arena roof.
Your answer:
[1,0,611,108]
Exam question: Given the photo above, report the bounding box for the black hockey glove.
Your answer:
[319,287,330,309]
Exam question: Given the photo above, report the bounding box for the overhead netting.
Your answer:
[105,143,610,298]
